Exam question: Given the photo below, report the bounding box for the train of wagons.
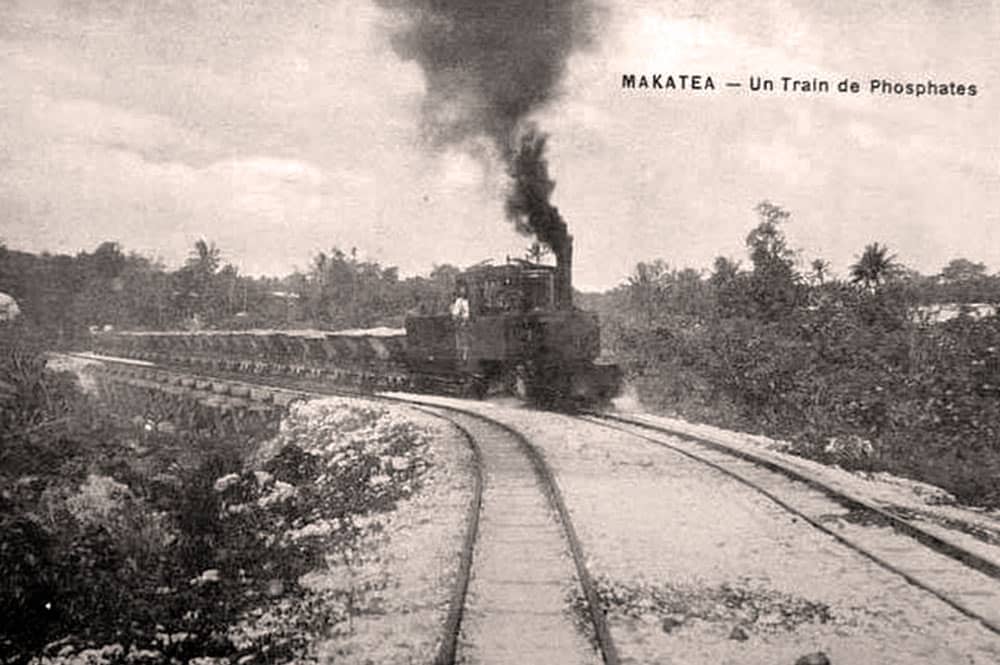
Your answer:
[90,239,621,407]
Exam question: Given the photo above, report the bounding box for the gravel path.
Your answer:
[623,411,1000,563]
[396,397,1000,665]
[307,406,475,664]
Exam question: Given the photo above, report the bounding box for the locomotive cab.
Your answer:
[404,257,620,405]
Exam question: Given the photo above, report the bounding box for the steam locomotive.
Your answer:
[90,238,621,407]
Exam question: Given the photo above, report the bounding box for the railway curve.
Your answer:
[581,411,1000,636]
[70,353,618,665]
[56,352,1000,662]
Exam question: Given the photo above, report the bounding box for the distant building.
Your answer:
[912,303,997,324]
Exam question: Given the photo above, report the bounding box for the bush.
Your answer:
[611,291,1000,507]
[1,329,433,660]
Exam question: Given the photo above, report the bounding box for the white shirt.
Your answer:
[450,296,470,321]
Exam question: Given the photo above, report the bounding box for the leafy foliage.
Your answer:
[0,334,432,661]
[850,242,898,290]
[598,202,1000,507]
[5,207,1000,511]
[745,201,803,320]
[1,240,465,345]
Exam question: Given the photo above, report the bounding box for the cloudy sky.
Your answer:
[1,0,997,290]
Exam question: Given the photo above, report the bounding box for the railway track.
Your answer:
[580,411,1000,636]
[71,353,618,665]
[63,352,1000,658]
[417,403,616,665]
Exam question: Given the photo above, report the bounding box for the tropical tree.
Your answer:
[709,255,753,318]
[809,258,831,285]
[710,256,741,287]
[745,201,802,319]
[86,241,127,282]
[626,260,670,322]
[186,239,221,275]
[850,242,897,290]
[171,239,229,326]
[940,258,987,284]
[746,202,794,270]
[670,267,712,318]
[933,258,996,304]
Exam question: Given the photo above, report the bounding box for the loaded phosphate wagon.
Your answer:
[91,243,621,407]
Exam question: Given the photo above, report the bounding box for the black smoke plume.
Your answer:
[505,129,568,253]
[377,0,595,254]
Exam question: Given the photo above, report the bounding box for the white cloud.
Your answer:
[21,94,217,164]
[1,0,998,288]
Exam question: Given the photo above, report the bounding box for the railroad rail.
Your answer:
[417,402,617,665]
[69,353,618,665]
[581,411,1000,636]
[63,351,1000,651]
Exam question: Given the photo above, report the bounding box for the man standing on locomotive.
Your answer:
[450,281,471,362]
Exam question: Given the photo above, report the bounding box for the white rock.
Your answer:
[193,569,221,585]
[213,474,240,492]
[369,474,391,487]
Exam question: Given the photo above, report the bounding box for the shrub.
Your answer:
[1,335,436,661]
[611,292,1000,507]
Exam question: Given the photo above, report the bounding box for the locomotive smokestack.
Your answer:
[556,234,573,310]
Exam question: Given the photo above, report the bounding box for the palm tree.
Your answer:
[187,239,220,276]
[850,243,896,290]
[810,258,831,285]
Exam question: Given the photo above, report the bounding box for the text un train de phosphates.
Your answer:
[621,74,977,96]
